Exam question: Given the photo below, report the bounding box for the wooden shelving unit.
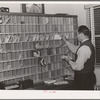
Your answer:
[0,12,77,87]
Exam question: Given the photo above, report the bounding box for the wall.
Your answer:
[45,4,86,26]
[0,3,21,12]
[0,3,86,26]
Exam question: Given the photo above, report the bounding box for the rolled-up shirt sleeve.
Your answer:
[69,45,91,71]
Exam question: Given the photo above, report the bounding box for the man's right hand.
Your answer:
[59,34,68,47]
[61,34,69,43]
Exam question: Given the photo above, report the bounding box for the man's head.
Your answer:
[77,25,91,42]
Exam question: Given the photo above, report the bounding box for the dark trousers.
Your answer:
[72,72,96,90]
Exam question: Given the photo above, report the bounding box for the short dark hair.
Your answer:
[78,25,91,39]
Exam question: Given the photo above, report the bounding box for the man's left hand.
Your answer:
[61,55,72,63]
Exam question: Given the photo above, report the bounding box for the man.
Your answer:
[61,25,96,90]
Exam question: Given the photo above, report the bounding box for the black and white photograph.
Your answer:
[0,1,100,99]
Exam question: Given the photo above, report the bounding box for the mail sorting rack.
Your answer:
[0,12,77,86]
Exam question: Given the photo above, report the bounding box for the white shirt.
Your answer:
[69,40,91,71]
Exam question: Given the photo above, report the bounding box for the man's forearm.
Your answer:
[65,41,79,54]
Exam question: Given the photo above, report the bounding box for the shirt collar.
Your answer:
[82,39,89,43]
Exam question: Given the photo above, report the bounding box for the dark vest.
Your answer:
[75,40,95,73]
